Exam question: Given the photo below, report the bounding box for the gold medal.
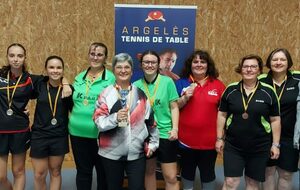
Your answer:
[242,112,249,119]
[51,118,58,125]
[6,108,13,116]
[83,99,89,106]
[142,75,161,107]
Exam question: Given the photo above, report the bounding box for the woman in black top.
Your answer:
[0,44,71,190]
[30,56,73,190]
[260,48,300,190]
[0,43,35,190]
[216,54,281,189]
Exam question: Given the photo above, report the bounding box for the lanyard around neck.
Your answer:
[47,82,62,118]
[142,74,161,107]
[7,72,23,109]
[273,76,287,101]
[240,81,259,113]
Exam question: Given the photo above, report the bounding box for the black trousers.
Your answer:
[101,156,146,190]
[70,135,107,190]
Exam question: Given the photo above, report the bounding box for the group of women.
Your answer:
[215,49,300,190]
[0,43,72,190]
[0,42,299,190]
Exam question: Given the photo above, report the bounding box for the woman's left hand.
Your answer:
[168,128,178,141]
[24,107,30,116]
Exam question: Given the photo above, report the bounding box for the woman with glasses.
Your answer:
[260,48,300,190]
[93,53,159,190]
[68,42,115,190]
[175,50,225,190]
[134,50,180,190]
[215,54,281,189]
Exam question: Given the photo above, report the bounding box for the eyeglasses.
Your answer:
[242,65,258,70]
[89,52,104,57]
[142,60,158,66]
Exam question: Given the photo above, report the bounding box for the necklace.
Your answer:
[88,69,103,82]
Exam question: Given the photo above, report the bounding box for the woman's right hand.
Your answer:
[184,83,196,99]
[215,139,224,154]
[117,108,128,122]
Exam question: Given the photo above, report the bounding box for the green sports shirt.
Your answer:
[134,74,179,139]
[68,68,115,138]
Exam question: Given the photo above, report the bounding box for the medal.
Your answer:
[47,83,62,126]
[242,112,249,119]
[143,74,161,107]
[51,118,58,125]
[6,73,23,117]
[6,108,13,116]
[83,99,89,106]
[240,81,258,120]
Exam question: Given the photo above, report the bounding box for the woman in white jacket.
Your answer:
[93,53,159,190]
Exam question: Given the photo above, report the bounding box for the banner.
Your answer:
[115,4,197,81]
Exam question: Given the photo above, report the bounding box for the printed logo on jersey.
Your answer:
[286,87,295,91]
[155,99,161,106]
[208,89,218,96]
[0,77,8,84]
[255,99,265,103]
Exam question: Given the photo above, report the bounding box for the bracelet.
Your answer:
[272,143,280,148]
[216,137,224,141]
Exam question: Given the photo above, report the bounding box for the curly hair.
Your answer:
[180,50,219,79]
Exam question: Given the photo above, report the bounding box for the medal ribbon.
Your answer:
[240,81,259,113]
[189,74,208,85]
[84,70,103,104]
[47,82,62,118]
[142,74,161,107]
[7,73,23,109]
[273,76,287,101]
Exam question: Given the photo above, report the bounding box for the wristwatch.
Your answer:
[216,137,224,141]
[272,143,280,148]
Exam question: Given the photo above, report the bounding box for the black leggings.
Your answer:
[70,135,107,190]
